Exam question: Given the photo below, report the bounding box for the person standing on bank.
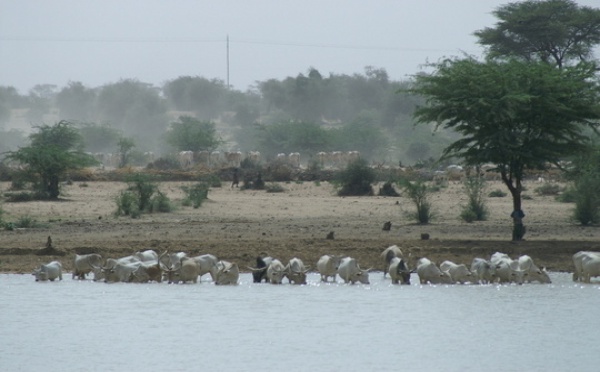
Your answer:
[231,168,239,188]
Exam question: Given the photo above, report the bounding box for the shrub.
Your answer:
[265,183,285,193]
[572,172,600,225]
[115,190,141,218]
[556,186,576,203]
[488,189,507,197]
[4,191,35,202]
[534,183,561,196]
[181,183,209,208]
[378,181,401,197]
[460,175,488,222]
[149,191,174,213]
[337,159,375,196]
[403,180,433,224]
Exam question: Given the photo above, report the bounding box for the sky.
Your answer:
[1,0,599,94]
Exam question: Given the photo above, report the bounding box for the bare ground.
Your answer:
[2,180,599,274]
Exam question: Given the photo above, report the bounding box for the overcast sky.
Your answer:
[2,0,599,94]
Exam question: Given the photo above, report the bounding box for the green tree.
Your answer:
[77,122,121,153]
[117,137,136,168]
[56,81,97,121]
[6,120,97,199]
[165,116,222,152]
[474,0,600,68]
[409,58,600,240]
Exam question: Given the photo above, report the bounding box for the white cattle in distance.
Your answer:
[316,255,342,282]
[214,260,239,285]
[196,150,211,167]
[288,152,301,168]
[470,258,496,284]
[91,255,141,282]
[388,257,412,285]
[134,249,158,262]
[72,253,103,280]
[225,151,242,168]
[178,151,194,169]
[33,261,63,282]
[247,151,261,165]
[285,257,310,285]
[381,245,404,278]
[191,254,219,282]
[266,259,287,284]
[439,260,474,284]
[210,151,222,168]
[337,257,370,284]
[103,261,143,283]
[416,258,453,285]
[572,251,600,282]
[517,255,551,284]
[491,252,529,284]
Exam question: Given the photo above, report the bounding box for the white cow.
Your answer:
[130,260,163,283]
[163,257,200,284]
[285,257,310,285]
[266,259,287,284]
[316,255,342,282]
[581,254,600,283]
[178,151,194,168]
[72,253,103,280]
[191,254,219,282]
[103,261,143,283]
[416,258,453,284]
[337,257,370,284]
[134,249,158,262]
[572,251,600,282]
[288,152,301,168]
[214,260,239,285]
[33,261,63,282]
[381,245,403,278]
[470,258,496,284]
[518,255,551,283]
[491,252,529,284]
[388,257,412,285]
[440,260,474,284]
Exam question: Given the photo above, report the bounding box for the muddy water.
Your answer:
[2,273,599,372]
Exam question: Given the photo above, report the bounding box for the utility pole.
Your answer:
[226,35,230,89]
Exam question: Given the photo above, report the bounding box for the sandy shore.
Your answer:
[1,179,598,274]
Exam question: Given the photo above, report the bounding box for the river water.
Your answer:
[2,272,599,372]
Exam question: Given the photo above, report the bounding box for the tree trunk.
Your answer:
[502,172,526,241]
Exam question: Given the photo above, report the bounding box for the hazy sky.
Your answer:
[2,0,598,94]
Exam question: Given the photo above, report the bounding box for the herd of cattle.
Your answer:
[31,246,600,285]
[89,150,363,171]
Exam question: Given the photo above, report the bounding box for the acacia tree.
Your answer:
[409,58,600,240]
[6,120,97,199]
[474,0,600,68]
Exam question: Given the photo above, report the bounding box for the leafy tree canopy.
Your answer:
[474,0,600,68]
[409,57,600,209]
[165,116,222,152]
[6,120,97,199]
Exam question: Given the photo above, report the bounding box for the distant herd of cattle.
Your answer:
[30,246,600,285]
[90,150,362,170]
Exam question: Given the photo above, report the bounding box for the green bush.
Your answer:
[265,183,285,193]
[4,192,35,202]
[488,189,507,197]
[403,180,433,224]
[556,186,577,203]
[115,190,141,218]
[378,181,400,197]
[181,183,209,208]
[149,191,173,213]
[460,175,488,222]
[572,173,600,225]
[534,183,561,196]
[337,159,375,196]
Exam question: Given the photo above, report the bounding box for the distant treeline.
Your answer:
[0,66,457,166]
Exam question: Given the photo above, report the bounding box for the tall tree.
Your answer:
[474,0,600,68]
[409,58,600,240]
[56,81,97,121]
[6,120,97,199]
[165,116,222,152]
